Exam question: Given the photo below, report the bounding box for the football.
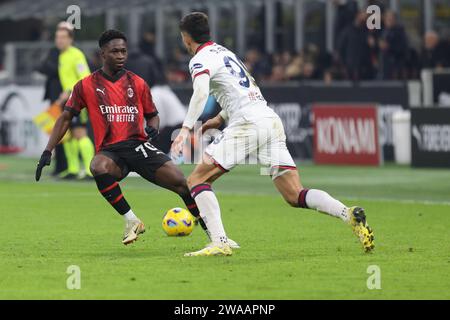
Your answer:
[162,207,195,236]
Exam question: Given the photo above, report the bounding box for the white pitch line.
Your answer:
[342,196,450,207]
[1,173,449,206]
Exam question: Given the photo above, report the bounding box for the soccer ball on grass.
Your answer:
[162,207,195,236]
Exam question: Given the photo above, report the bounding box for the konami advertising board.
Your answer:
[312,104,382,166]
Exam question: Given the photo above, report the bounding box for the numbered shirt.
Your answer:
[189,42,276,124]
[65,69,158,152]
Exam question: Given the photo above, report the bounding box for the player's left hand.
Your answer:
[145,126,159,141]
[171,127,190,158]
[35,150,52,182]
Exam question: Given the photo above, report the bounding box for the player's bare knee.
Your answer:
[90,158,109,176]
[90,163,107,176]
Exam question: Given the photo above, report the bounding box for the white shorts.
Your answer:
[205,116,296,176]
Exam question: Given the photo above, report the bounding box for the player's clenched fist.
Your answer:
[35,150,52,181]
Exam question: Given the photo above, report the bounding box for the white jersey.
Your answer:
[189,41,277,124]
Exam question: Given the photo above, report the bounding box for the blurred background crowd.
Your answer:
[0,0,449,85]
[0,0,449,170]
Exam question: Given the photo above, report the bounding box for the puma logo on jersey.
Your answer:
[96,88,105,95]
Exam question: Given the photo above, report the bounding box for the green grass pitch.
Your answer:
[0,156,449,299]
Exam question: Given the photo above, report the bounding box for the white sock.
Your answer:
[194,190,228,244]
[123,209,138,222]
[305,189,349,222]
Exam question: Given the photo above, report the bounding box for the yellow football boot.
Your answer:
[184,243,232,257]
[348,207,375,252]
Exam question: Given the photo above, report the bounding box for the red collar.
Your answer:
[195,41,214,54]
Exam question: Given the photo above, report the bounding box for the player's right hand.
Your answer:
[35,150,52,181]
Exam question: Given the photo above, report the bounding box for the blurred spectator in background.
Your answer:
[305,43,326,80]
[268,64,287,82]
[88,50,102,71]
[126,46,162,86]
[38,47,62,107]
[0,46,4,71]
[333,0,358,45]
[139,31,157,58]
[244,48,271,82]
[337,11,375,80]
[139,30,166,79]
[166,47,190,84]
[36,22,95,179]
[302,61,317,80]
[37,46,66,176]
[379,11,408,79]
[285,54,303,81]
[421,31,450,70]
[404,46,421,79]
[54,22,94,179]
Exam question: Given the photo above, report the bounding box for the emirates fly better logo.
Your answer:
[99,104,139,122]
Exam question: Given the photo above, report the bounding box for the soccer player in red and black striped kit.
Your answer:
[35,30,222,246]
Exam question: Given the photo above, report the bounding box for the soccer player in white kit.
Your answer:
[171,12,374,256]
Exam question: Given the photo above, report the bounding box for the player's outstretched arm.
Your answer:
[171,73,210,156]
[35,110,74,181]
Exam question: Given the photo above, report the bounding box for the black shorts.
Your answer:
[100,140,171,182]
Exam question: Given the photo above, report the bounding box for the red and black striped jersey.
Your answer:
[65,69,158,152]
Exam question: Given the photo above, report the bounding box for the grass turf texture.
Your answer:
[0,156,449,299]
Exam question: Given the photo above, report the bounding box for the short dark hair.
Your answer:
[98,29,127,48]
[179,12,211,44]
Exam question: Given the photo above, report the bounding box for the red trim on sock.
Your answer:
[187,203,197,210]
[110,193,124,205]
[298,189,309,208]
[190,184,212,198]
[100,182,118,194]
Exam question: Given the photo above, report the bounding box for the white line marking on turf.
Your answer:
[1,173,449,206]
[343,196,450,206]
[3,189,447,206]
